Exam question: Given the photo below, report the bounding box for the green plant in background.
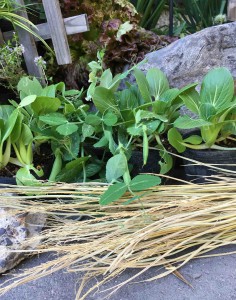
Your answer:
[0,0,37,33]
[0,0,51,49]
[130,0,166,30]
[0,0,52,91]
[41,0,172,90]
[168,67,236,153]
[174,0,228,33]
[0,33,26,91]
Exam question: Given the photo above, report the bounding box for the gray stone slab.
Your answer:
[141,22,236,89]
[0,245,236,300]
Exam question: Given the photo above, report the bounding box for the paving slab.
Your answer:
[0,245,236,300]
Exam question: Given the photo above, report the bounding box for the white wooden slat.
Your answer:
[37,14,89,40]
[63,14,89,35]
[42,0,72,65]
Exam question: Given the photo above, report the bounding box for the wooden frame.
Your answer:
[1,0,89,78]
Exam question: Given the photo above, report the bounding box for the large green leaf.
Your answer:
[94,135,109,148]
[56,123,78,136]
[19,95,37,108]
[31,97,61,115]
[84,161,103,178]
[159,151,173,174]
[100,69,113,88]
[0,105,15,121]
[99,182,127,205]
[106,153,127,183]
[82,123,94,138]
[135,110,167,123]
[159,88,180,103]
[130,174,161,191]
[11,113,23,143]
[199,103,217,120]
[109,66,136,92]
[93,87,118,113]
[85,114,101,126]
[118,89,139,110]
[179,83,200,114]
[16,167,42,186]
[146,120,162,134]
[104,129,117,155]
[17,77,43,99]
[155,143,173,174]
[168,128,186,153]
[39,113,67,126]
[200,67,234,109]
[127,125,143,136]
[56,157,89,182]
[103,112,118,126]
[21,124,33,145]
[174,115,211,129]
[2,109,19,143]
[134,69,152,103]
[62,132,80,161]
[120,109,135,124]
[152,101,168,115]
[55,82,66,96]
[41,85,57,97]
[146,68,169,99]
[183,135,202,145]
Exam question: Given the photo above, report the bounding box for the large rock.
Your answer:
[0,203,45,273]
[141,22,236,88]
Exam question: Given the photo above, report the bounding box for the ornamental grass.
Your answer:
[0,173,236,299]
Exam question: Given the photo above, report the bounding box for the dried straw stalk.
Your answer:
[0,176,236,299]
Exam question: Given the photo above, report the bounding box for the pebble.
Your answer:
[19,227,28,236]
[0,205,46,273]
[0,228,6,235]
[12,221,21,227]
[0,259,6,268]
[193,273,202,279]
[4,238,13,246]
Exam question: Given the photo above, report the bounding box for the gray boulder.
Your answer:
[141,22,236,88]
[0,204,45,273]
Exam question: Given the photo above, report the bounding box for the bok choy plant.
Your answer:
[87,58,182,204]
[168,67,236,153]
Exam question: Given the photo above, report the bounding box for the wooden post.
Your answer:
[42,0,72,65]
[14,0,45,81]
[228,0,236,21]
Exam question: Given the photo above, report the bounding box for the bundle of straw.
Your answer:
[0,176,236,299]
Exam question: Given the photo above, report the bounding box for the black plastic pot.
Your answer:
[0,177,16,185]
[0,87,17,104]
[182,148,236,183]
[129,150,161,177]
